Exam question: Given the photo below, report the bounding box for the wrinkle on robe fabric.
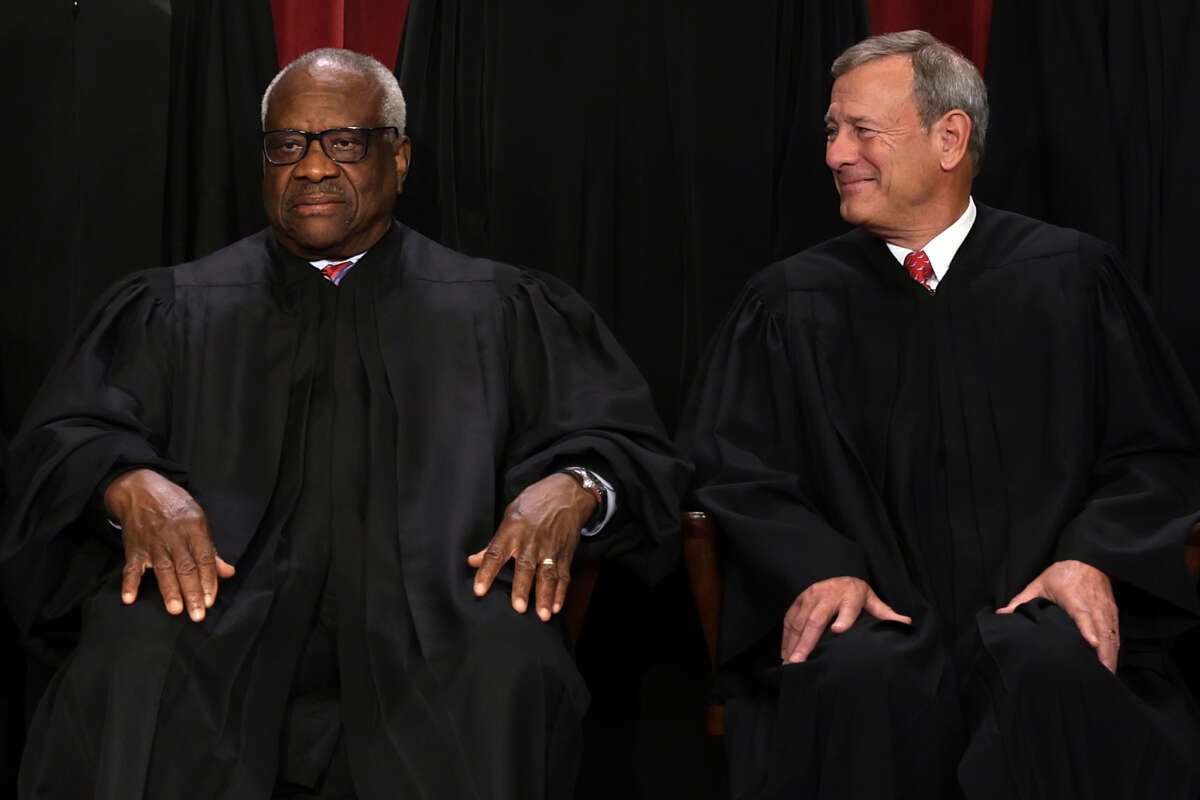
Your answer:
[395,0,869,428]
[977,0,1200,393]
[1,222,687,797]
[678,205,1200,797]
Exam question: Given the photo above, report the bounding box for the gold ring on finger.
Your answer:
[540,558,556,567]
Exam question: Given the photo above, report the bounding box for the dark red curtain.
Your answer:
[270,0,409,68]
[867,0,993,70]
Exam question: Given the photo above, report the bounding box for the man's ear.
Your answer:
[934,110,971,171]
[393,136,413,194]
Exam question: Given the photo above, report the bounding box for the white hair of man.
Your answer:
[832,30,988,175]
[261,48,406,135]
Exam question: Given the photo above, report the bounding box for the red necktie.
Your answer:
[903,250,934,293]
[319,261,354,285]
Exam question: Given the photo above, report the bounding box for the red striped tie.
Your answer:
[319,261,354,285]
[903,250,934,293]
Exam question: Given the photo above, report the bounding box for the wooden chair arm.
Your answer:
[564,560,600,647]
[682,511,722,668]
[1186,521,1200,585]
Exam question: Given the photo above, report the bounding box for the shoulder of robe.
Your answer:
[388,223,587,313]
[392,222,514,287]
[741,226,878,314]
[100,265,175,304]
[171,229,275,288]
[972,203,1114,274]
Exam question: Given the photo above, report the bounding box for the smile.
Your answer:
[838,178,875,194]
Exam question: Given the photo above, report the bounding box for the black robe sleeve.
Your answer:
[1,270,184,642]
[498,270,689,582]
[677,277,868,661]
[1055,241,1200,635]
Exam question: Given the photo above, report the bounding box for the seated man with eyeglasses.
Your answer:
[2,48,686,799]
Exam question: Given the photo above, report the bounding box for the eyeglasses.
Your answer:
[261,126,399,165]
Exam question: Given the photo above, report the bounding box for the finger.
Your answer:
[787,600,836,664]
[510,548,538,614]
[829,595,865,634]
[1071,608,1101,649]
[1096,625,1119,673]
[1096,611,1120,673]
[534,558,558,622]
[150,544,185,616]
[552,569,571,616]
[781,596,814,659]
[172,549,207,622]
[216,555,236,578]
[472,539,513,597]
[121,551,150,604]
[997,584,1040,614]
[192,532,220,609]
[466,548,487,568]
[551,550,574,615]
[862,590,912,625]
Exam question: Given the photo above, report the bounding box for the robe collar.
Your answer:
[265,221,408,289]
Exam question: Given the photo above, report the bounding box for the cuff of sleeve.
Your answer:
[580,471,617,537]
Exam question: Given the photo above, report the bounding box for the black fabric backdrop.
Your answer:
[976,0,1200,392]
[396,0,868,432]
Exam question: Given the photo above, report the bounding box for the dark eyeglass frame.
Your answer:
[261,126,400,165]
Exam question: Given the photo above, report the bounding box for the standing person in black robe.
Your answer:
[679,30,1200,800]
[1,48,687,800]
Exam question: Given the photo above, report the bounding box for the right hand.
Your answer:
[781,576,911,663]
[104,469,235,622]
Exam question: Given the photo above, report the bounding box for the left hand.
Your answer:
[467,473,596,622]
[997,559,1120,673]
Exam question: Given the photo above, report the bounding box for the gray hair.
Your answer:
[832,30,988,173]
[261,48,406,135]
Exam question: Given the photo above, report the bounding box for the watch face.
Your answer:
[571,468,599,490]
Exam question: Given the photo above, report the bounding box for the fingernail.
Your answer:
[122,592,134,604]
[539,607,551,621]
[474,583,485,595]
[168,600,183,614]
[552,602,562,614]
[204,593,213,607]
[514,598,527,613]
[190,608,204,622]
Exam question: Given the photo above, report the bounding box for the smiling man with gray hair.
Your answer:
[2,48,686,799]
[681,30,1200,799]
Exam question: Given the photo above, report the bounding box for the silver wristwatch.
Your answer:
[558,466,606,527]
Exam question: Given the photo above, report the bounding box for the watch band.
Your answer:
[557,466,606,528]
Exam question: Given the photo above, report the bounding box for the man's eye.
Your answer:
[824,127,837,141]
[856,126,876,138]
[330,138,355,150]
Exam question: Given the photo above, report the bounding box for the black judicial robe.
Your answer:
[0,222,687,798]
[679,204,1200,796]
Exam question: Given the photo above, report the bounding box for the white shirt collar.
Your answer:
[308,251,367,271]
[885,196,976,290]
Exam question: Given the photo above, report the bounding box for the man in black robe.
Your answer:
[679,30,1200,799]
[1,49,687,799]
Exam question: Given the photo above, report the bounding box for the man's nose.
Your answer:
[294,139,341,181]
[825,128,856,170]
